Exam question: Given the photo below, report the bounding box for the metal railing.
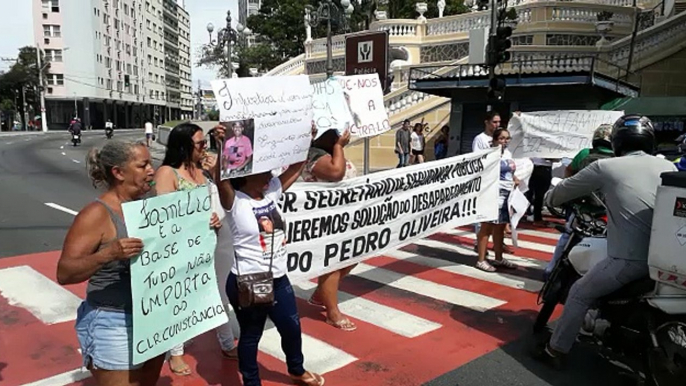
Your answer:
[408,56,641,95]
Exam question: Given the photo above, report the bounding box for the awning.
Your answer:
[601,97,686,116]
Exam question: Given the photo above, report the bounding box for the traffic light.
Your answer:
[487,75,506,101]
[124,75,130,87]
[486,26,513,67]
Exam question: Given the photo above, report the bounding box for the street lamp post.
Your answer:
[36,45,48,132]
[206,11,251,79]
[305,0,355,79]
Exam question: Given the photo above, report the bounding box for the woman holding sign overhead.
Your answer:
[56,140,163,385]
[301,128,359,332]
[154,123,238,376]
[213,123,325,386]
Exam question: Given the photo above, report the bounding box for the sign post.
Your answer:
[345,31,389,175]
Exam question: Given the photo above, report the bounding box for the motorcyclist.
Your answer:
[532,114,677,369]
[544,124,615,279]
[105,119,114,137]
[68,118,82,136]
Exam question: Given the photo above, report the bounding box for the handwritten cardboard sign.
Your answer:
[335,74,391,138]
[123,187,228,365]
[211,76,314,179]
[311,78,354,140]
[508,110,624,158]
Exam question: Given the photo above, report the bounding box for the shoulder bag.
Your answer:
[235,231,275,308]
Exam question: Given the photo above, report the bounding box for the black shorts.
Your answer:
[411,149,424,156]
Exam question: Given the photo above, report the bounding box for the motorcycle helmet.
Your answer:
[610,114,655,156]
[676,156,686,172]
[591,124,612,150]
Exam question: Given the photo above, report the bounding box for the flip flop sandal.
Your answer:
[308,296,326,309]
[290,372,325,386]
[169,361,192,376]
[491,258,517,269]
[326,317,357,332]
[475,260,496,272]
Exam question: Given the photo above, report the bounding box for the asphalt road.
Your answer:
[0,130,642,386]
[0,130,162,258]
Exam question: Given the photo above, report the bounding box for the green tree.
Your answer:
[197,38,280,78]
[197,0,468,76]
[0,46,49,125]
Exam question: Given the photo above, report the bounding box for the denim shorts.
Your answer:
[490,189,511,225]
[75,301,142,371]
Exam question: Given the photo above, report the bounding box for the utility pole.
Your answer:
[74,93,78,119]
[487,0,497,109]
[36,45,48,132]
[21,84,28,131]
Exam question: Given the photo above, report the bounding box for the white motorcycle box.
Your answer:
[648,172,686,292]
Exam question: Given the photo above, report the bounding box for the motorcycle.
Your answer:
[105,127,113,139]
[533,179,686,385]
[71,132,81,146]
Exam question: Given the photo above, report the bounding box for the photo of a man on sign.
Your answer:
[221,119,254,179]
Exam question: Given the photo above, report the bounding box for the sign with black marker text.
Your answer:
[211,76,314,179]
[123,187,228,365]
[279,148,500,283]
[508,110,624,158]
[334,74,390,138]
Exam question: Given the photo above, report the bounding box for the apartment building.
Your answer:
[238,0,260,46]
[33,0,192,130]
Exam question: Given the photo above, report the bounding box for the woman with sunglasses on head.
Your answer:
[475,127,520,272]
[154,123,238,376]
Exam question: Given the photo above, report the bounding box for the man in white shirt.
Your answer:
[472,111,500,152]
[145,121,154,147]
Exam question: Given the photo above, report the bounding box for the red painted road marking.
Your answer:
[0,227,561,386]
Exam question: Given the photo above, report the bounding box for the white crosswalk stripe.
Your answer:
[413,238,548,270]
[293,281,442,338]
[383,249,544,292]
[0,266,82,325]
[517,228,561,241]
[352,263,507,312]
[258,328,358,375]
[446,229,557,253]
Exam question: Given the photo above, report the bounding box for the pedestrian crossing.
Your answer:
[0,223,562,386]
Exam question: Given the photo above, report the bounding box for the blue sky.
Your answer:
[0,0,239,88]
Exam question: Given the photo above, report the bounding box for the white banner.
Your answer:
[335,74,391,138]
[508,110,623,159]
[279,148,501,283]
[211,76,314,179]
[311,78,354,139]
